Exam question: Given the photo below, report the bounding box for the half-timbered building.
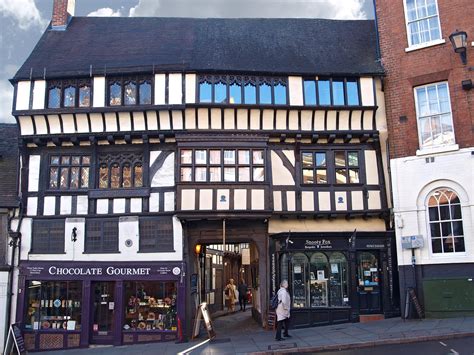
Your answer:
[9,0,398,351]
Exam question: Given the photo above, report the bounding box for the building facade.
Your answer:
[0,124,19,352]
[9,0,398,351]
[375,0,474,317]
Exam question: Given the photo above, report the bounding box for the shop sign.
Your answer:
[241,248,250,265]
[356,239,387,249]
[21,263,182,279]
[285,238,348,250]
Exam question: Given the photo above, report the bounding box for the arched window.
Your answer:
[139,81,152,105]
[214,81,227,103]
[109,82,122,106]
[63,86,76,107]
[329,252,349,306]
[79,84,91,107]
[244,83,256,104]
[124,81,137,105]
[428,189,464,253]
[48,87,61,108]
[273,83,287,105]
[199,81,212,103]
[229,82,242,104]
[259,82,272,104]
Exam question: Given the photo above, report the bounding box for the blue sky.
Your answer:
[0,0,374,123]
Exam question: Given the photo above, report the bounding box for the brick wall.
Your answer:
[375,0,474,159]
[51,0,71,28]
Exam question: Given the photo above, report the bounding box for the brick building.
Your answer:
[375,0,474,317]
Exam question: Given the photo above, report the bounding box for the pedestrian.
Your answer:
[224,279,237,312]
[238,279,248,311]
[275,279,291,341]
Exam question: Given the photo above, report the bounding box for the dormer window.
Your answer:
[47,79,91,109]
[303,77,360,106]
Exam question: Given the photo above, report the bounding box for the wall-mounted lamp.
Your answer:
[194,243,202,255]
[71,227,78,242]
[449,29,468,64]
[462,79,473,90]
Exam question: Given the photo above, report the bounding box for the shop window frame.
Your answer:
[30,219,65,254]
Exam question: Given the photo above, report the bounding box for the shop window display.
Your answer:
[24,281,82,331]
[124,281,177,331]
[285,251,349,308]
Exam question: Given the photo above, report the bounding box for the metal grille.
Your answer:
[139,217,173,252]
[85,219,118,253]
[31,220,65,254]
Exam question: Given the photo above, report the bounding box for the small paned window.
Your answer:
[107,76,153,106]
[405,0,441,47]
[302,150,361,185]
[318,79,331,105]
[428,189,464,254]
[98,153,144,189]
[415,82,454,149]
[85,219,119,253]
[31,219,65,254]
[49,154,90,190]
[47,79,91,109]
[304,78,359,106]
[332,79,345,105]
[197,75,287,105]
[139,217,174,252]
[180,148,265,183]
[346,79,360,106]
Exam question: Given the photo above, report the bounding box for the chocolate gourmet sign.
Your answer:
[20,262,182,280]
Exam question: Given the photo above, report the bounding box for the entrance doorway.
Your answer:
[357,252,382,313]
[91,281,115,344]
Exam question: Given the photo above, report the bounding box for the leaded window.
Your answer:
[85,219,119,253]
[180,148,265,183]
[107,76,153,106]
[47,79,91,109]
[428,189,465,254]
[415,82,455,149]
[98,153,144,189]
[49,154,90,190]
[405,0,441,47]
[198,75,287,105]
[139,217,174,252]
[303,77,360,106]
[31,219,65,254]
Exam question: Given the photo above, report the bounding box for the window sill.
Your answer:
[29,252,66,255]
[416,144,459,156]
[83,251,121,254]
[405,39,446,52]
[138,250,176,253]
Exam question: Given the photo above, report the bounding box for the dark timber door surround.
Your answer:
[357,251,382,314]
[90,281,116,344]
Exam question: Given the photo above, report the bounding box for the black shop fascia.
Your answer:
[269,231,399,328]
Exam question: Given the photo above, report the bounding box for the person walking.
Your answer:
[224,279,237,312]
[238,279,248,311]
[275,279,291,341]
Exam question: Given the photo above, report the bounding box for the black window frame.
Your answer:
[139,216,174,253]
[46,78,92,109]
[179,148,266,183]
[197,74,288,106]
[31,219,65,254]
[98,152,145,189]
[47,153,91,190]
[107,75,153,107]
[85,218,119,253]
[301,149,364,186]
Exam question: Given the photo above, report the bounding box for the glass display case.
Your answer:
[24,281,82,331]
[124,281,177,331]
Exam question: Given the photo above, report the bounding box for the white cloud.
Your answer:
[87,7,124,17]
[129,0,367,19]
[0,65,17,123]
[0,0,47,30]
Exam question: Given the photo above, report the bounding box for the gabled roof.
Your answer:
[13,17,383,81]
[0,124,19,208]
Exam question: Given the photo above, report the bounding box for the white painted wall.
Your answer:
[154,74,166,104]
[168,73,183,105]
[27,155,41,192]
[0,271,8,352]
[93,77,105,107]
[288,76,303,106]
[391,148,474,267]
[16,81,31,110]
[32,80,46,109]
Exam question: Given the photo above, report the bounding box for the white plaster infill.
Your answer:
[416,144,459,156]
[405,38,446,52]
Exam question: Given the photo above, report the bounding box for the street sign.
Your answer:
[401,235,424,249]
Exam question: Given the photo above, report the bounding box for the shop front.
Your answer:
[17,261,185,352]
[270,232,399,328]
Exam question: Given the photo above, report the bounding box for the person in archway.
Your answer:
[275,279,292,341]
[238,279,248,311]
[225,279,237,312]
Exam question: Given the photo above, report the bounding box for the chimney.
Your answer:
[51,0,75,30]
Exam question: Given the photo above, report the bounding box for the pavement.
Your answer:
[41,309,474,355]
